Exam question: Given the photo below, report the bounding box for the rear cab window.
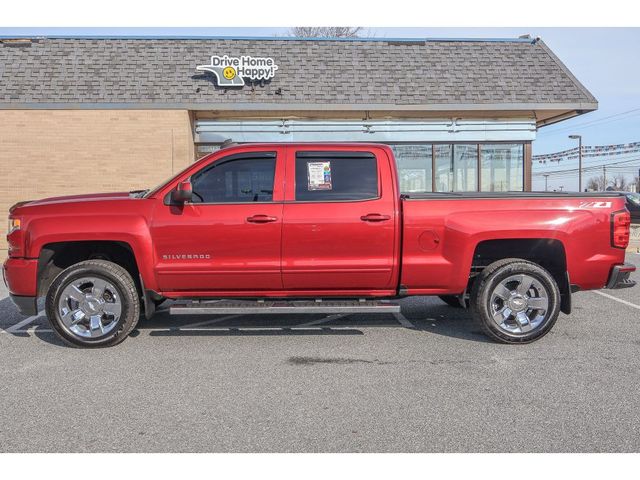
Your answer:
[294,151,379,202]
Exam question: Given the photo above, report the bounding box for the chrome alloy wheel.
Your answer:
[57,276,122,338]
[489,274,549,335]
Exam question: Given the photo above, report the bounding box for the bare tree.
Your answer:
[288,27,363,38]
[587,174,607,191]
[611,174,629,191]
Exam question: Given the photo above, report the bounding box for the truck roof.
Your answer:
[217,142,392,150]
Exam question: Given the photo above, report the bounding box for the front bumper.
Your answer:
[606,263,637,289]
[3,257,39,315]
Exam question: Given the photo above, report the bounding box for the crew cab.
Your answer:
[3,143,636,347]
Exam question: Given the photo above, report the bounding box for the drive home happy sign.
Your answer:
[196,55,279,86]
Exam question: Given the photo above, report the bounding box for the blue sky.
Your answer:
[2,27,638,190]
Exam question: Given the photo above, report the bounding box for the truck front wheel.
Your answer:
[469,258,560,344]
[45,260,140,348]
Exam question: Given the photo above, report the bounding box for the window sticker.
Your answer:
[307,161,332,190]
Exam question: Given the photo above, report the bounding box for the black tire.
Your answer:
[469,258,561,344]
[45,260,140,348]
[438,295,465,308]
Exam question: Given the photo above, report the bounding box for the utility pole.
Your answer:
[603,165,607,190]
[543,174,549,191]
[569,134,583,191]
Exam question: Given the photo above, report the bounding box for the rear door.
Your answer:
[281,146,398,292]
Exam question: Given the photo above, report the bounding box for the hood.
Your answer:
[10,191,133,213]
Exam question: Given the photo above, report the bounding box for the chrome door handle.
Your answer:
[360,213,391,222]
[247,214,278,223]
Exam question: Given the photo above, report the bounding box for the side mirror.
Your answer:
[172,180,193,203]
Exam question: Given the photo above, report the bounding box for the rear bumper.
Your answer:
[606,263,637,289]
[3,257,39,314]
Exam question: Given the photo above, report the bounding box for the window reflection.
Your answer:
[453,145,478,192]
[481,144,524,192]
[391,143,525,193]
[434,145,453,192]
[391,145,432,193]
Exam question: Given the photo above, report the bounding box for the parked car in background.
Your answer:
[3,143,637,348]
[623,192,640,223]
[605,190,640,223]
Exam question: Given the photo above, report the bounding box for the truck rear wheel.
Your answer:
[45,260,140,348]
[469,258,560,344]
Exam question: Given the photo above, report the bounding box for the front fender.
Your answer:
[25,214,158,292]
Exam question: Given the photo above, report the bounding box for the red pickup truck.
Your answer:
[3,143,636,347]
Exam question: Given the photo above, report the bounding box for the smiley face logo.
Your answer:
[223,66,237,80]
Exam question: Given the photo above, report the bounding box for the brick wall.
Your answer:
[0,109,195,260]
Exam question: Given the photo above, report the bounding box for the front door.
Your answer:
[281,147,398,292]
[151,149,285,293]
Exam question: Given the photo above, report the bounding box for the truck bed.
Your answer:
[401,191,626,200]
[399,192,628,295]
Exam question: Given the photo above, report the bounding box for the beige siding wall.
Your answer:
[0,109,194,259]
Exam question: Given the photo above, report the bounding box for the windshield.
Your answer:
[143,159,204,198]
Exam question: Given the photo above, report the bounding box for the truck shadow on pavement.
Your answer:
[139,298,489,343]
[1,297,490,346]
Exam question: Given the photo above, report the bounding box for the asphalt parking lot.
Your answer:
[1,254,639,453]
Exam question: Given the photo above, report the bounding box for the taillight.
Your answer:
[611,210,631,249]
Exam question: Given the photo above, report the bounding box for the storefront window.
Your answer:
[434,145,453,192]
[196,142,526,194]
[480,144,524,192]
[391,145,432,193]
[453,145,478,192]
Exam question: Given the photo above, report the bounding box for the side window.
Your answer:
[190,155,276,203]
[294,152,379,201]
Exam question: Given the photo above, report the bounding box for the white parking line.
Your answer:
[22,326,53,333]
[297,314,348,328]
[5,310,45,333]
[593,290,640,310]
[393,312,415,328]
[179,314,241,329]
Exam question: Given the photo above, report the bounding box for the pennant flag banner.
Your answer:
[533,141,640,164]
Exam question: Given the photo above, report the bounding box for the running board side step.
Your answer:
[170,299,400,315]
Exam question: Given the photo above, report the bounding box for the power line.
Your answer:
[534,165,640,178]
[533,157,640,176]
[538,107,640,136]
[533,142,640,164]
[540,113,640,137]
[540,169,640,180]
[533,156,640,176]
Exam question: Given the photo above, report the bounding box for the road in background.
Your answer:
[1,254,639,452]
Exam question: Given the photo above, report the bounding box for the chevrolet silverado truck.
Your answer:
[3,143,636,347]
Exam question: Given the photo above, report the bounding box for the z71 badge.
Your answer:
[579,201,612,208]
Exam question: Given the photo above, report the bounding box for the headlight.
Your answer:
[8,218,21,235]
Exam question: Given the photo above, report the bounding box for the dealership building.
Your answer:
[0,35,597,258]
